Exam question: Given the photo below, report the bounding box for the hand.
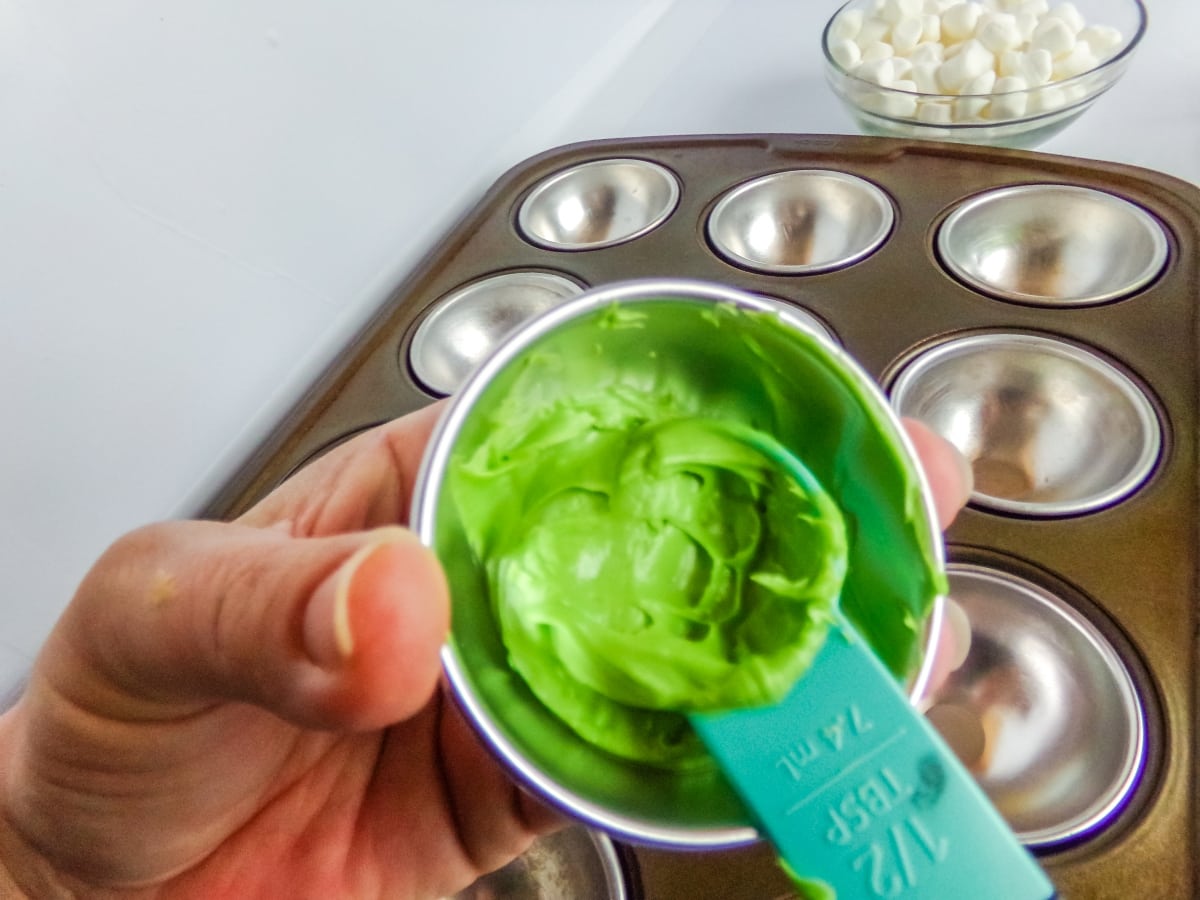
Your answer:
[0,408,971,899]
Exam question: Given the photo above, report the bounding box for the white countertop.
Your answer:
[3,0,1198,686]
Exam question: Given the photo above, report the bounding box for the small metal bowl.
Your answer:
[937,184,1169,306]
[517,158,680,250]
[449,827,628,900]
[409,271,585,396]
[888,332,1161,517]
[923,563,1147,847]
[706,170,894,274]
[413,278,945,850]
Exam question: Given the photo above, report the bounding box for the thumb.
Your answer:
[47,520,449,731]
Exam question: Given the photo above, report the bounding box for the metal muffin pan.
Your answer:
[202,135,1200,900]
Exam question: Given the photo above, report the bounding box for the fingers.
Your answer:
[240,400,446,536]
[47,520,449,731]
[902,418,974,529]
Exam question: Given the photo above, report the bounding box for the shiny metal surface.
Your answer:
[923,563,1146,847]
[449,828,628,900]
[750,293,839,345]
[409,271,584,395]
[413,278,945,850]
[889,331,1161,517]
[517,158,680,250]
[706,170,893,273]
[937,184,1168,305]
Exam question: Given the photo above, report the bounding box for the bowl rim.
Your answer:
[411,277,948,849]
[820,0,1148,128]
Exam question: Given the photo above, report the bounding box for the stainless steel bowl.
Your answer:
[937,184,1169,306]
[706,170,894,274]
[888,331,1161,517]
[517,158,680,250]
[413,278,946,849]
[923,563,1147,847]
[409,271,585,396]
[449,827,628,900]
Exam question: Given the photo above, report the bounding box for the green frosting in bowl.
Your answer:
[441,299,944,773]
[455,410,849,767]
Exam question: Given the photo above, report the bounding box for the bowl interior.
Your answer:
[517,159,680,250]
[417,284,945,845]
[889,333,1160,516]
[707,170,894,273]
[409,271,585,395]
[937,185,1168,305]
[926,564,1146,846]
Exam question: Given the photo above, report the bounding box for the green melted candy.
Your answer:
[445,301,944,771]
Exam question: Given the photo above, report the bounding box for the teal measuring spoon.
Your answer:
[684,421,1055,900]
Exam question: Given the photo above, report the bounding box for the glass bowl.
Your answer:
[821,0,1147,149]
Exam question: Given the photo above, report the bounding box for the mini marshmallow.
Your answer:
[1052,40,1097,79]
[998,49,1023,77]
[1026,83,1067,113]
[917,99,955,123]
[861,40,897,63]
[891,16,925,53]
[941,2,983,43]
[937,38,995,92]
[978,12,1024,53]
[880,0,924,25]
[1031,16,1075,57]
[829,8,865,43]
[921,13,942,42]
[1021,47,1054,85]
[830,38,864,70]
[857,56,899,86]
[1046,2,1085,35]
[1019,0,1050,16]
[964,69,997,95]
[1079,24,1123,57]
[891,56,915,79]
[911,60,942,92]
[856,16,892,47]
[988,75,1030,117]
[1016,10,1040,41]
[909,41,945,65]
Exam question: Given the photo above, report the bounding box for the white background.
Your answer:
[2,0,1197,689]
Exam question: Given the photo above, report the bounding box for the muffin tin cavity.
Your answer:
[924,563,1147,848]
[451,827,628,899]
[706,170,894,273]
[409,270,585,396]
[937,184,1169,306]
[888,332,1161,517]
[517,158,680,250]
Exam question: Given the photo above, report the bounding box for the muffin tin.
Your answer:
[202,134,1199,899]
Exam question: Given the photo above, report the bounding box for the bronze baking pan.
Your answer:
[201,134,1199,900]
